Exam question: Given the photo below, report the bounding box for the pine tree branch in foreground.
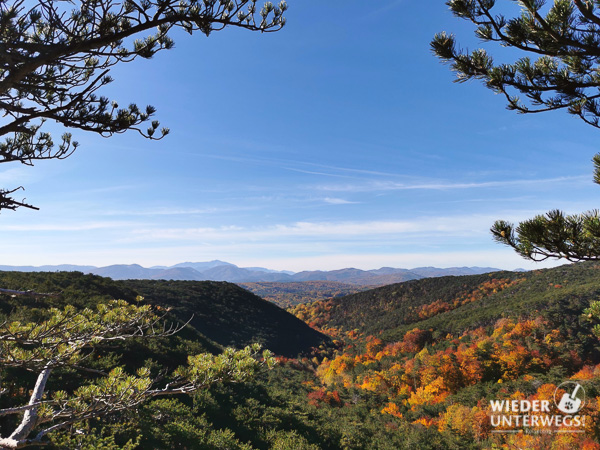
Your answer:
[433,0,600,262]
[0,0,288,212]
[0,298,276,449]
[491,209,600,262]
[431,0,600,127]
[489,149,600,262]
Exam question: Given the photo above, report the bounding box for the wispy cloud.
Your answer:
[322,197,357,205]
[284,168,356,178]
[124,214,503,243]
[0,167,35,186]
[0,221,135,232]
[295,161,402,178]
[0,212,566,272]
[317,175,588,193]
[79,184,143,195]
[101,205,257,217]
[190,151,403,180]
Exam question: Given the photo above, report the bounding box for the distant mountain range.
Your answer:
[0,261,509,285]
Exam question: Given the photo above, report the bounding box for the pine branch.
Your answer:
[0,0,288,212]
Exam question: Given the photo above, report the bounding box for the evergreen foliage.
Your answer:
[432,0,600,262]
[0,295,274,448]
[432,0,600,127]
[491,206,600,261]
[0,271,330,357]
[120,279,330,356]
[0,0,287,212]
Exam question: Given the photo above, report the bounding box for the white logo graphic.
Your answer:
[554,381,585,414]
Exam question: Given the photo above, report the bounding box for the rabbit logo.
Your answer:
[554,381,585,415]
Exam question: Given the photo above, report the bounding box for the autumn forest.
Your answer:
[2,262,600,448]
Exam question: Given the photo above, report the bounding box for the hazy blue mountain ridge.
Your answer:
[0,261,505,285]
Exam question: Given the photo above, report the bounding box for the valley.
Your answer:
[1,262,599,448]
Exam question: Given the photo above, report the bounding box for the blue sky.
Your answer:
[1,0,598,272]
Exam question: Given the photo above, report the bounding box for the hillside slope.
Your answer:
[119,279,329,356]
[285,262,600,448]
[0,271,329,357]
[292,263,600,342]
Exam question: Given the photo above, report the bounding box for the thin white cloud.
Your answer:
[322,197,357,205]
[0,167,35,186]
[79,184,142,195]
[319,166,399,177]
[125,214,500,243]
[0,209,579,272]
[101,205,257,216]
[192,151,403,180]
[293,161,401,178]
[317,175,588,193]
[285,167,356,178]
[0,221,135,232]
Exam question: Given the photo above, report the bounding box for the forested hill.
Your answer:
[0,271,329,357]
[6,265,600,448]
[290,262,600,344]
[120,279,329,356]
[281,262,600,448]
